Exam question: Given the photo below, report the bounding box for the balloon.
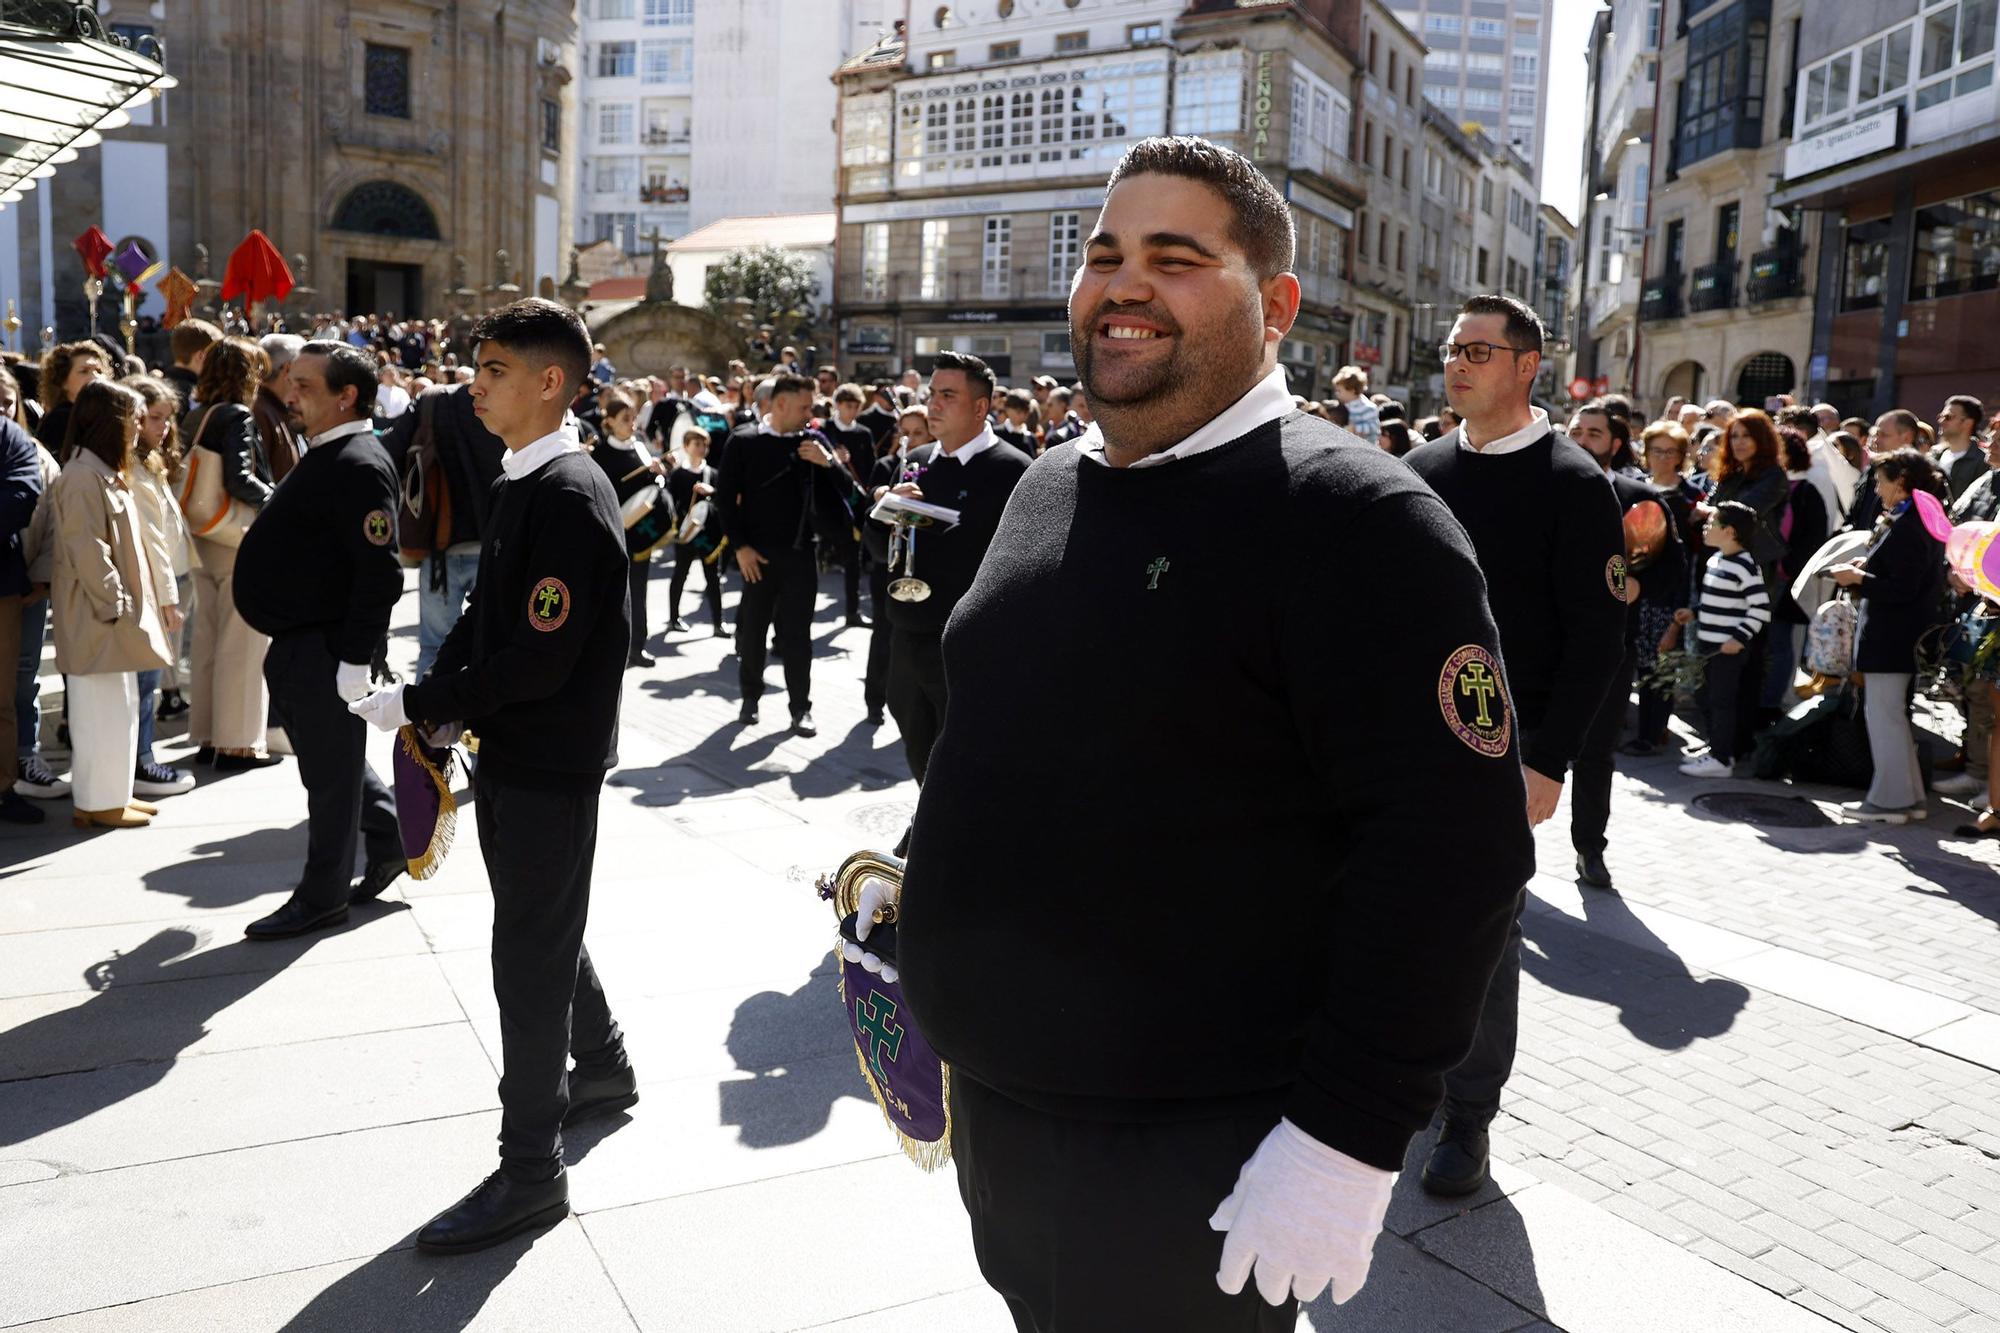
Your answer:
[1979,525,2000,604]
[1949,521,1993,582]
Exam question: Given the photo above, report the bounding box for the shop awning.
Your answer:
[0,4,174,206]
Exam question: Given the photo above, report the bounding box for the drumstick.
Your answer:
[618,463,657,483]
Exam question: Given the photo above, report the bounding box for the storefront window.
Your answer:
[1841,217,1894,311]
[1911,190,2000,300]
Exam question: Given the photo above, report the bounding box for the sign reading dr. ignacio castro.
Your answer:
[1783,106,1899,181]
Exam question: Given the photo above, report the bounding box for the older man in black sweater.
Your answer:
[234,342,405,939]
[1404,295,1627,1199]
[890,138,1532,1332]
[351,300,635,1256]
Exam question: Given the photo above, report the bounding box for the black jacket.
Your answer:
[856,404,900,451]
[186,402,274,507]
[714,425,849,555]
[0,417,44,597]
[1776,476,1831,623]
[1853,502,1946,674]
[402,450,630,792]
[863,435,1032,635]
[232,427,402,664]
[380,384,507,549]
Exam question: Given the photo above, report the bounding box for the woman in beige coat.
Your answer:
[50,380,174,828]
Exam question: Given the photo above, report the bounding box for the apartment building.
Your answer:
[1387,0,1555,187]
[1574,0,1658,397]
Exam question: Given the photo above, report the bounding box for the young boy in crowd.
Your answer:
[1678,500,1771,778]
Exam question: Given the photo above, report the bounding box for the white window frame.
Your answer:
[643,0,692,24]
[1048,210,1081,295]
[982,215,1012,299]
[921,219,949,300]
[860,222,890,302]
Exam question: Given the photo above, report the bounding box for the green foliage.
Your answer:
[703,246,818,325]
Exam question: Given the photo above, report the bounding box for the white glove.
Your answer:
[1210,1118,1394,1307]
[347,684,410,732]
[839,873,899,984]
[334,661,374,703]
[421,721,463,749]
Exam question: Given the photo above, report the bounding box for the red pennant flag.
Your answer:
[73,226,113,280]
[219,229,295,306]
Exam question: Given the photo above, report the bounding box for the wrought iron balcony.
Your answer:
[1688,259,1737,312]
[1746,247,1804,303]
[1639,273,1683,322]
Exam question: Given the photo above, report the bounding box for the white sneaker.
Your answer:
[1679,754,1733,778]
[1842,801,1910,824]
[1933,772,1983,796]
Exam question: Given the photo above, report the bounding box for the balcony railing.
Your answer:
[1640,272,1683,322]
[1286,140,1368,200]
[639,185,690,205]
[1688,259,1737,313]
[643,128,691,147]
[1745,247,1804,303]
[844,268,1075,307]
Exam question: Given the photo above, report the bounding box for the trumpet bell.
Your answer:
[889,577,932,602]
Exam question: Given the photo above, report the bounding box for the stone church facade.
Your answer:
[1,0,579,340]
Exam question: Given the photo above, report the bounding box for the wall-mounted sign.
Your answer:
[1252,50,1274,162]
[1783,107,1899,181]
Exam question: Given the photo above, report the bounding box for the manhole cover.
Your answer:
[847,800,917,840]
[1690,792,1832,829]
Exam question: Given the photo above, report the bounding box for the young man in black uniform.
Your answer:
[1403,295,1627,1198]
[856,384,901,453]
[864,352,1029,784]
[822,382,880,629]
[350,299,636,1254]
[234,341,405,940]
[855,407,937,725]
[715,372,848,736]
[888,138,1533,1331]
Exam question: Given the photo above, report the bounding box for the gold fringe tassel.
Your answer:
[398,724,458,881]
[836,953,953,1172]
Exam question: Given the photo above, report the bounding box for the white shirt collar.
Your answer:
[939,424,998,462]
[310,418,375,450]
[1457,407,1551,456]
[501,423,582,480]
[1074,367,1294,468]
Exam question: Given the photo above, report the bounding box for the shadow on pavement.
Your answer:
[719,966,870,1148]
[1521,893,1749,1049]
[1893,844,2000,931]
[140,819,311,909]
[614,710,905,810]
[0,913,397,1140]
[274,1227,537,1332]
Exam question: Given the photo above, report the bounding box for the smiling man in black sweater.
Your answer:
[350,299,635,1256]
[1403,294,1626,1199]
[890,138,1532,1332]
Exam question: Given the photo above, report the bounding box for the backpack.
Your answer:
[396,391,450,569]
[1805,593,1857,676]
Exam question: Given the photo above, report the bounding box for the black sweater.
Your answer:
[1406,429,1627,780]
[899,415,1533,1171]
[402,450,630,792]
[233,428,403,664]
[864,437,1032,634]
[714,426,848,555]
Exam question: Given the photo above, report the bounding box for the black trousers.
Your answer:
[1698,640,1763,763]
[841,534,865,618]
[864,564,891,714]
[669,544,723,628]
[626,558,650,656]
[1571,641,1636,857]
[263,631,400,913]
[736,546,816,716]
[951,1075,1295,1333]
[888,628,947,784]
[476,774,626,1176]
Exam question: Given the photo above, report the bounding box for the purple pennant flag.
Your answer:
[840,960,950,1160]
[113,241,153,285]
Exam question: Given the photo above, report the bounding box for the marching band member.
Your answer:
[822,383,880,629]
[666,427,726,636]
[350,299,636,1255]
[893,137,1532,1331]
[590,388,663,667]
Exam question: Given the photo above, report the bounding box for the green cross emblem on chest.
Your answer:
[1145,556,1170,590]
[535,585,563,618]
[1458,661,1499,728]
[855,990,904,1083]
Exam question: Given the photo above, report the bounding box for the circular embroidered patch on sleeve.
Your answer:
[528,577,571,632]
[363,510,394,546]
[1606,554,1629,602]
[1437,644,1512,757]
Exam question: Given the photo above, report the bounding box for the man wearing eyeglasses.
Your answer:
[1403,294,1626,1200]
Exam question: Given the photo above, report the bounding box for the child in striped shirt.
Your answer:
[1679,501,1772,777]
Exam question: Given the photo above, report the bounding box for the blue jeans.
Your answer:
[16,595,46,759]
[416,549,481,681]
[136,668,161,765]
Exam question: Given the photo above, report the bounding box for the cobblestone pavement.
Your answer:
[1,566,1997,1332]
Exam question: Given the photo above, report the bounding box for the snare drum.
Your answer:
[624,487,679,561]
[676,498,729,565]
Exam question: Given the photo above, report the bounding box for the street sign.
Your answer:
[1568,376,1593,400]
[1593,375,1611,395]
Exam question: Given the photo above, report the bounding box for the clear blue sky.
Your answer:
[1541,0,1599,225]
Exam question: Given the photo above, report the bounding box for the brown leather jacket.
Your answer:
[253,385,303,483]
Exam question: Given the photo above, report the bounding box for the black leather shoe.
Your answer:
[865,708,885,726]
[667,618,691,633]
[1421,1116,1491,1197]
[1576,851,1614,890]
[563,1065,639,1127]
[416,1168,569,1255]
[846,614,872,629]
[244,897,349,940]
[215,752,285,772]
[792,710,817,738]
[351,858,408,906]
[739,704,759,726]
[627,651,656,669]
[193,745,216,765]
